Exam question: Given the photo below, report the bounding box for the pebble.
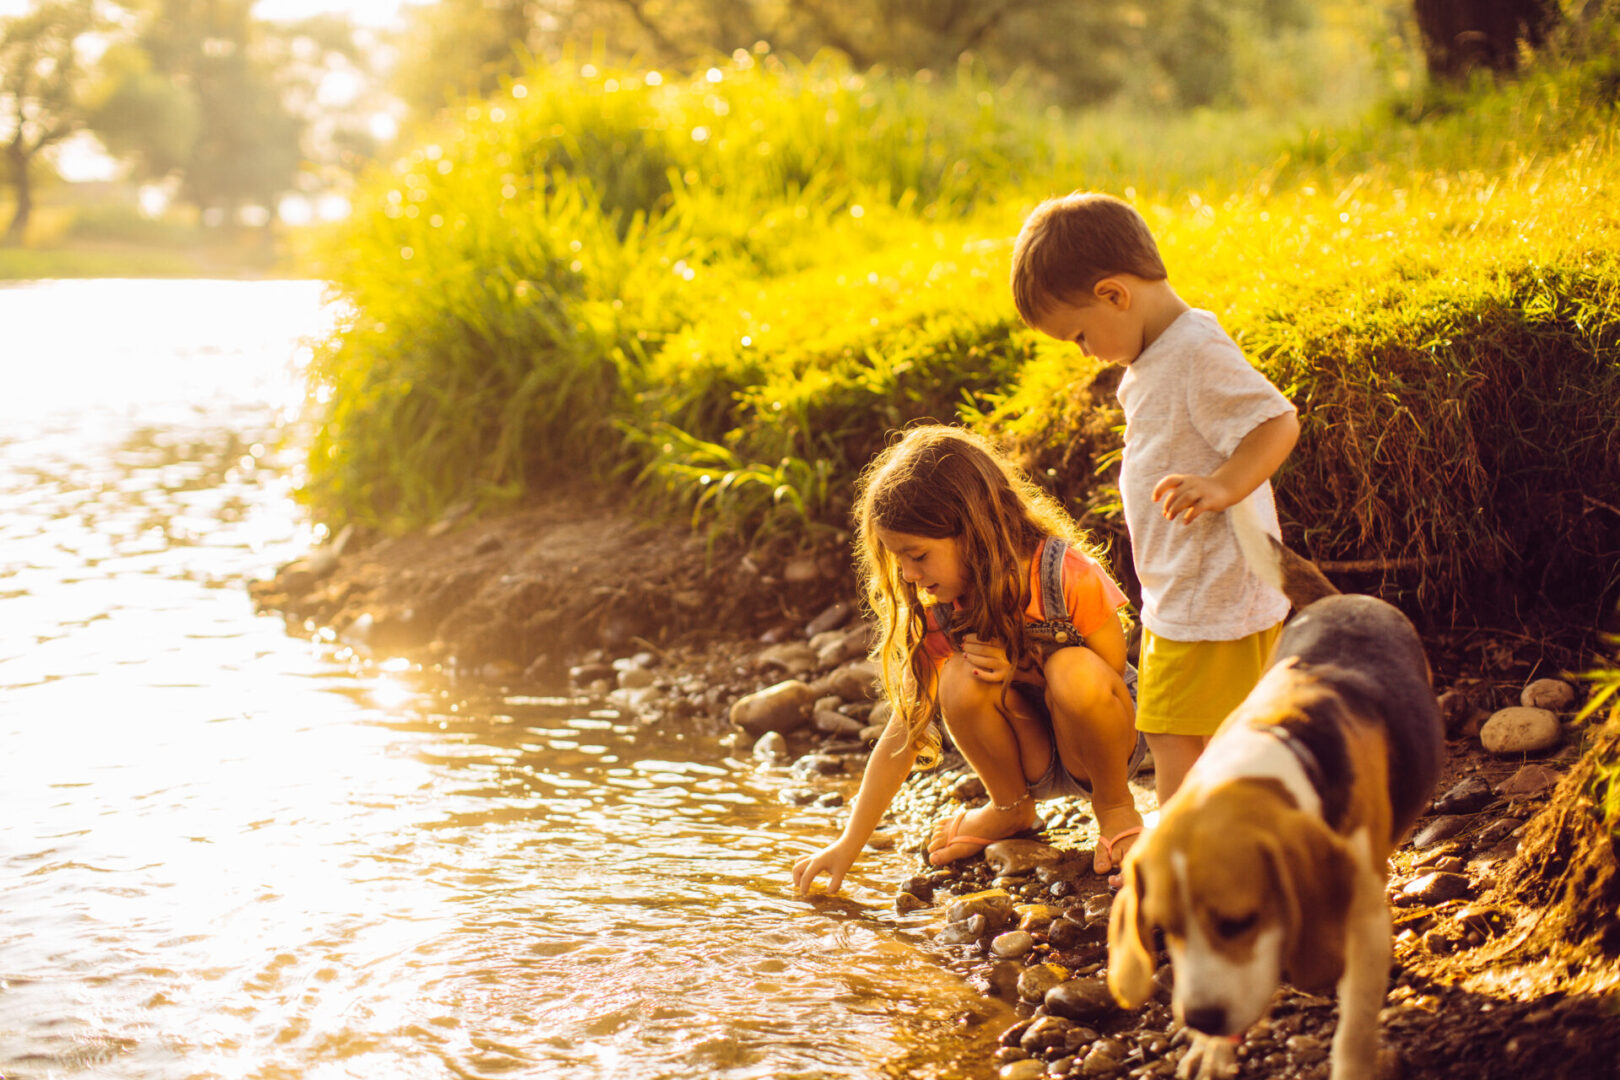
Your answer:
[805,600,854,636]
[1019,962,1071,1003]
[985,839,1065,876]
[1480,706,1562,755]
[813,709,865,736]
[1016,903,1064,933]
[752,731,787,759]
[1432,776,1494,814]
[1000,1061,1047,1080]
[1020,1015,1076,1054]
[730,679,816,735]
[947,889,1015,927]
[1497,762,1560,798]
[896,891,929,915]
[991,930,1036,959]
[1399,871,1472,905]
[1411,815,1470,849]
[1520,677,1576,711]
[1079,1036,1128,1075]
[1045,977,1118,1022]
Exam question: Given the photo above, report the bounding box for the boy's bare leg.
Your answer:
[928,655,1040,863]
[1145,732,1209,806]
[1043,647,1143,873]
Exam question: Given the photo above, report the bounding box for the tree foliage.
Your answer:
[0,0,98,243]
[392,0,1358,118]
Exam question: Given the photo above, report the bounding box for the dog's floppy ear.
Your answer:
[1107,850,1157,1008]
[1263,817,1354,993]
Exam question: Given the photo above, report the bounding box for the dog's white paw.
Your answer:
[1176,1033,1239,1080]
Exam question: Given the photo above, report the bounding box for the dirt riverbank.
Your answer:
[250,492,1620,1080]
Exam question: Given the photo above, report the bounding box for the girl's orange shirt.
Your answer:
[922,539,1129,667]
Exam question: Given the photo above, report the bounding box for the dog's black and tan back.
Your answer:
[1266,592,1443,839]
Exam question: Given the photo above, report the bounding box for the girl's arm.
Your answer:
[792,708,923,894]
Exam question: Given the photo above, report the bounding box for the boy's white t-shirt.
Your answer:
[1116,309,1295,641]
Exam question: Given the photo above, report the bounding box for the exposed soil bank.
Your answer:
[250,493,1620,1080]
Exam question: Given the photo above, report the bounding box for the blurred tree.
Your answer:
[1412,0,1561,81]
[0,0,100,244]
[391,0,1344,116]
[101,0,305,224]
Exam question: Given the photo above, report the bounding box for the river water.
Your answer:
[0,280,1007,1080]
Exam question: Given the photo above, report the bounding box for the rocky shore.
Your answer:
[251,496,1617,1080]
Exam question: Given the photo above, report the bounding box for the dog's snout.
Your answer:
[1184,1005,1229,1035]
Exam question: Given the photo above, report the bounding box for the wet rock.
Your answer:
[998,1061,1046,1080]
[1399,871,1471,906]
[1020,1015,1076,1055]
[985,839,1064,877]
[991,930,1036,959]
[1432,776,1494,815]
[1080,893,1115,924]
[1480,706,1561,755]
[755,641,819,677]
[1047,917,1092,949]
[752,731,787,759]
[617,666,657,689]
[816,625,870,668]
[900,874,936,902]
[812,709,865,736]
[569,660,614,685]
[730,679,816,736]
[1521,677,1576,711]
[1018,962,1071,1003]
[791,753,844,778]
[805,600,853,637]
[1498,762,1561,798]
[947,889,1016,928]
[970,960,1023,1001]
[1411,815,1470,849]
[1045,977,1117,1023]
[939,918,985,946]
[1016,903,1063,934]
[821,659,880,702]
[1078,1036,1128,1075]
[896,891,929,915]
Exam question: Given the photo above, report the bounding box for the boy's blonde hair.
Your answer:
[1010,192,1168,325]
[853,424,1111,769]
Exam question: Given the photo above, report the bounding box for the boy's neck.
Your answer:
[1132,280,1191,359]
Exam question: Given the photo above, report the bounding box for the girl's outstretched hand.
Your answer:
[793,840,858,895]
[960,634,1012,682]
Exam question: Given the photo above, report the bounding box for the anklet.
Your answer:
[991,792,1030,812]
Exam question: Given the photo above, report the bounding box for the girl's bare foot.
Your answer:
[927,798,1038,865]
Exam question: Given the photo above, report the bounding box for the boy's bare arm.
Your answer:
[1152,411,1299,524]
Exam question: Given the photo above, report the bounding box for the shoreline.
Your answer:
[250,493,1615,1080]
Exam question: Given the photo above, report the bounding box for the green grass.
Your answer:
[300,46,1620,622]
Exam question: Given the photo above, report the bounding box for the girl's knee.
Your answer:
[1043,648,1121,720]
[939,655,999,717]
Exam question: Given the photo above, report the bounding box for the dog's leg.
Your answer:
[1176,1033,1239,1080]
[1329,863,1392,1080]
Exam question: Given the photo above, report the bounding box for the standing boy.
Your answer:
[1009,191,1299,821]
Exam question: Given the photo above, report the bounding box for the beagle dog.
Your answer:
[1108,528,1443,1080]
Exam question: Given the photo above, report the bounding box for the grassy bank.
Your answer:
[300,49,1620,624]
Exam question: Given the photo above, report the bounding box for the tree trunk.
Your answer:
[3,138,31,246]
[1412,0,1561,82]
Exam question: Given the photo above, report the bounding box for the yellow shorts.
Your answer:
[1134,623,1285,736]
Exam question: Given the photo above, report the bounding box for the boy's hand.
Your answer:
[1152,473,1237,524]
[959,635,1012,682]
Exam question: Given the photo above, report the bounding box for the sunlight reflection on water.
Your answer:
[0,280,1006,1080]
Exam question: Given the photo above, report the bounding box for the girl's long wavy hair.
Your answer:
[854,424,1110,769]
